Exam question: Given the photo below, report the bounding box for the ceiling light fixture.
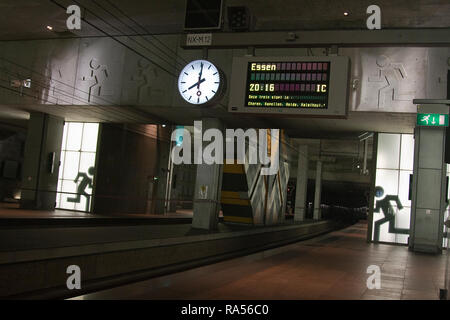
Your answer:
[46,26,53,31]
[343,12,349,16]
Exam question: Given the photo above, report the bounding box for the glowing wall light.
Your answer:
[56,122,99,212]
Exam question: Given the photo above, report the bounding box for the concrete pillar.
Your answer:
[192,118,224,230]
[410,103,448,253]
[294,145,308,221]
[20,112,64,210]
[313,160,322,220]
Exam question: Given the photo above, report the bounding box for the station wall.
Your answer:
[93,123,171,215]
[1,37,448,119]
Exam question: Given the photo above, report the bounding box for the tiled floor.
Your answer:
[72,222,449,300]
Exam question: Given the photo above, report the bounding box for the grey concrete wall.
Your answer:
[0,36,178,108]
[426,47,449,99]
[1,37,448,118]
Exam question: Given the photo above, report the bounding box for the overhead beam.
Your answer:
[181,29,450,49]
[413,99,450,105]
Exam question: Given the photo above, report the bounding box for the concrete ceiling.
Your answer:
[132,105,416,139]
[293,137,374,160]
[0,0,449,41]
[0,0,441,138]
[0,100,415,139]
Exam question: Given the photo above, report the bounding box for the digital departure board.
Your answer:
[229,56,350,117]
[245,61,330,109]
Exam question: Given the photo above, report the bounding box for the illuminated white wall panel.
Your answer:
[372,133,414,244]
[56,123,99,212]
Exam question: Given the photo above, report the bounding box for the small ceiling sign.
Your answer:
[186,33,212,46]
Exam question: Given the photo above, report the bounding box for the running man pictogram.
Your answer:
[67,167,95,212]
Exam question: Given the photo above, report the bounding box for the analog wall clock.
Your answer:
[178,59,224,105]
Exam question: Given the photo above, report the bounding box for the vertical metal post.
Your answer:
[313,160,322,220]
[363,138,369,175]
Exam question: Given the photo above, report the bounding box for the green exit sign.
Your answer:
[417,113,449,127]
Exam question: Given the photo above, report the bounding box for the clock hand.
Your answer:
[188,78,205,90]
[197,63,204,89]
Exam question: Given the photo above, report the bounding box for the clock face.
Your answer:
[178,60,221,105]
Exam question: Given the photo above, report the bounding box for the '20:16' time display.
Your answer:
[249,83,327,93]
[245,61,331,109]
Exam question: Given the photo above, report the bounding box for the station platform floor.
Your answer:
[0,202,195,219]
[71,222,448,300]
[0,202,296,251]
